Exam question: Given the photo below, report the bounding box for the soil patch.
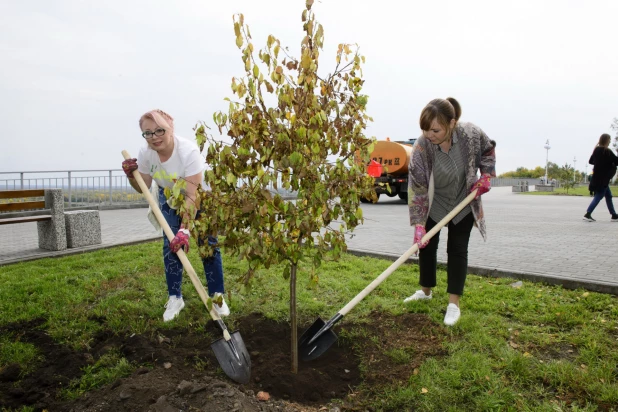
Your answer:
[0,311,448,411]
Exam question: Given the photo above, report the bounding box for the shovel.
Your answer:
[121,150,251,384]
[299,189,478,361]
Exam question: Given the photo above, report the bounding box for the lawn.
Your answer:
[521,185,618,196]
[1,241,617,411]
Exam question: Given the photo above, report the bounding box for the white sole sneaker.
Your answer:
[212,293,230,317]
[444,303,461,326]
[403,290,432,303]
[214,299,230,317]
[163,296,185,322]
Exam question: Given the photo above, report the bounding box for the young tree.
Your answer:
[190,1,375,373]
[558,163,575,193]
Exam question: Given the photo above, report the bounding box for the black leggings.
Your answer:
[418,212,475,296]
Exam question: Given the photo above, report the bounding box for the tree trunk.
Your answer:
[290,264,298,374]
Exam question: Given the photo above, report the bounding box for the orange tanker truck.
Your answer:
[362,137,417,203]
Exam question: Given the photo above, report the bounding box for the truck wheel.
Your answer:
[398,192,408,202]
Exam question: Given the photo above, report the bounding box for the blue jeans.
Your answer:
[586,186,616,215]
[159,188,225,298]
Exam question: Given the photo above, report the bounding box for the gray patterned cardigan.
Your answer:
[407,122,496,240]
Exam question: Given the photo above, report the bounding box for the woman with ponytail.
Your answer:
[404,97,496,326]
[583,133,618,222]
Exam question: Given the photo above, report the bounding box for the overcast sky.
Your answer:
[1,0,617,176]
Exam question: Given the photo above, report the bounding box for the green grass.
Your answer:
[59,351,134,400]
[1,242,617,411]
[521,185,618,196]
[0,336,41,377]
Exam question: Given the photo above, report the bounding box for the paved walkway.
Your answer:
[1,187,617,294]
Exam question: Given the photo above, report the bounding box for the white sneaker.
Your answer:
[212,293,230,317]
[163,296,185,322]
[444,303,461,326]
[403,290,432,303]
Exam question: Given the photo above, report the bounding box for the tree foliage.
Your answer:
[557,163,576,193]
[499,163,561,179]
[192,1,374,276]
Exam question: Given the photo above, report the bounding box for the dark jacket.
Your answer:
[589,146,618,191]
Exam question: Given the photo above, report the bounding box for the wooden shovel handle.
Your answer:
[338,189,478,317]
[121,150,227,328]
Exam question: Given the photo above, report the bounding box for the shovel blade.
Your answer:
[211,330,251,384]
[298,317,338,362]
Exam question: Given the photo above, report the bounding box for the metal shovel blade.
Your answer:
[211,330,251,384]
[298,317,338,362]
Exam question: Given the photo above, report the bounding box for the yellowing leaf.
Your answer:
[421,388,428,394]
[582,292,590,297]
[236,36,243,48]
[226,173,237,186]
[301,51,312,70]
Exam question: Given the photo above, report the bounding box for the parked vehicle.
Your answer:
[362,138,416,203]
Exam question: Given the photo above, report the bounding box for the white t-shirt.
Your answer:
[137,135,206,189]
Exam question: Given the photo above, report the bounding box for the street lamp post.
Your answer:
[544,140,551,184]
[573,156,577,182]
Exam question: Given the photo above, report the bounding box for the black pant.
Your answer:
[418,212,475,296]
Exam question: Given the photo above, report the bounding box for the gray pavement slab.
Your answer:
[1,187,617,295]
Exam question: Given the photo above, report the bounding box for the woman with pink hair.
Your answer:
[121,109,229,322]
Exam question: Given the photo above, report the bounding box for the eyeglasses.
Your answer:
[142,128,166,139]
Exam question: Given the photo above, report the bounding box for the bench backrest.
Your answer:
[0,189,47,213]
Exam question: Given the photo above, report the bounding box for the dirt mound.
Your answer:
[0,312,447,411]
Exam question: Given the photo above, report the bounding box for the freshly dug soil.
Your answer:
[0,312,447,411]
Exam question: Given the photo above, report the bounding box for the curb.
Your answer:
[345,249,618,296]
[0,236,161,267]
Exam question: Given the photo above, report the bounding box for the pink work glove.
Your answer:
[414,224,428,249]
[170,228,190,253]
[122,158,138,178]
[470,174,491,199]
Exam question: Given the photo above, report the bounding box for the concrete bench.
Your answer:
[535,184,554,192]
[64,210,102,248]
[512,181,529,192]
[0,189,67,251]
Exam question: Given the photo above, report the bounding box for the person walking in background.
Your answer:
[583,133,618,222]
[121,109,230,322]
[404,97,496,326]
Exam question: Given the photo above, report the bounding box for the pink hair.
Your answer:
[139,109,174,133]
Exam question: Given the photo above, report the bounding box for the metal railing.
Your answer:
[0,169,297,209]
[1,170,557,211]
[0,170,146,208]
